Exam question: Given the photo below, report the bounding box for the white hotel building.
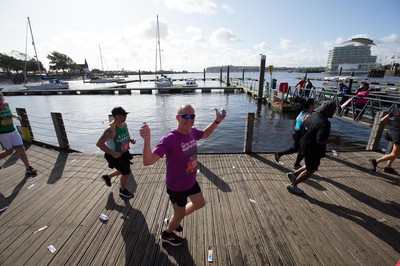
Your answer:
[326,38,378,74]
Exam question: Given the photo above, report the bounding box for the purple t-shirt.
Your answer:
[153,128,204,192]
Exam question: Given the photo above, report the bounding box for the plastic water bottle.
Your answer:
[332,150,338,156]
[220,108,226,117]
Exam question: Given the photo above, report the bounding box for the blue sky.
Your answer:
[0,0,399,72]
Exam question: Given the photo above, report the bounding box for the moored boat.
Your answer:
[25,78,69,90]
[183,78,198,87]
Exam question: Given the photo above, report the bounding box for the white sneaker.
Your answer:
[286,184,305,194]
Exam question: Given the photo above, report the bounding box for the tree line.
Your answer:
[0,51,78,77]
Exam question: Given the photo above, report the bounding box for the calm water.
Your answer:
[2,72,394,154]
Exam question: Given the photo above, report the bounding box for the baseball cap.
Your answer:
[111,106,129,116]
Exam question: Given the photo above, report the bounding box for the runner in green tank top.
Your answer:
[0,92,37,174]
[96,106,136,198]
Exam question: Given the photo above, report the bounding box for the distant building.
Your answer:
[78,59,90,74]
[326,38,378,74]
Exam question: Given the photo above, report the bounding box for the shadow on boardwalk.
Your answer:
[0,144,399,265]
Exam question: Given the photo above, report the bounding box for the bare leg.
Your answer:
[167,203,186,233]
[377,142,400,168]
[167,192,206,232]
[185,192,206,216]
[293,168,315,186]
[120,173,129,190]
[0,149,13,160]
[108,170,121,179]
[14,147,30,168]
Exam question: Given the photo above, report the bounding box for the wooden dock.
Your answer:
[0,145,399,265]
[1,86,235,96]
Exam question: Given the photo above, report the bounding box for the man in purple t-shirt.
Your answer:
[140,104,226,246]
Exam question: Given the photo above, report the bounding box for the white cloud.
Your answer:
[164,0,218,15]
[335,37,344,45]
[209,28,242,48]
[186,26,202,35]
[254,41,270,50]
[221,4,234,14]
[280,38,294,50]
[381,34,398,44]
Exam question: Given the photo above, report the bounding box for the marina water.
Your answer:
[2,72,398,154]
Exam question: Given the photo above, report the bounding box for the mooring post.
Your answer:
[243,112,255,153]
[258,55,266,102]
[220,68,222,83]
[51,112,70,150]
[138,70,142,82]
[203,68,206,81]
[227,65,230,86]
[366,111,387,151]
[16,108,34,141]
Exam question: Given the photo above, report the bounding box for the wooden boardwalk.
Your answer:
[0,144,399,265]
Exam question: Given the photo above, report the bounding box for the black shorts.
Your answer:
[104,151,132,175]
[384,130,400,145]
[167,181,201,207]
[304,153,321,172]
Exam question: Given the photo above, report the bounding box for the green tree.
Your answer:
[47,51,76,74]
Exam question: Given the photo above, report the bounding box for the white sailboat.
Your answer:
[154,15,173,90]
[24,17,69,90]
[89,45,115,83]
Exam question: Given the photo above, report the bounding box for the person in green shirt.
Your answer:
[0,92,37,174]
[96,106,136,198]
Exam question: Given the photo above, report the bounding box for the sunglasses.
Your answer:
[179,114,196,120]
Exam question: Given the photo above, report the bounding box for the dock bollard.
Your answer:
[243,112,254,153]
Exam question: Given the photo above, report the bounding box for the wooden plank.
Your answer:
[1,146,399,265]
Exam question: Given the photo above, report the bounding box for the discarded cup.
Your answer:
[99,213,109,222]
[47,245,56,253]
[208,246,213,262]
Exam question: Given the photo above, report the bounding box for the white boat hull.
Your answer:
[155,80,173,88]
[25,82,69,90]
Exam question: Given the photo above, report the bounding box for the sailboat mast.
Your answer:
[24,20,28,83]
[99,45,104,72]
[156,15,163,75]
[27,17,42,76]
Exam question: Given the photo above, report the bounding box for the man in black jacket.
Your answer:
[286,101,340,194]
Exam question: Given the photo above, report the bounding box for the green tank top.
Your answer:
[106,123,130,153]
[0,105,15,133]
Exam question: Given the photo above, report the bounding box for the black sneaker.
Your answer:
[119,188,134,198]
[274,152,280,162]
[383,167,397,174]
[293,164,302,169]
[26,166,37,174]
[286,172,296,183]
[164,218,183,232]
[101,175,111,187]
[160,230,184,246]
[369,159,377,172]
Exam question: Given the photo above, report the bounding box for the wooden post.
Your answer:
[51,112,70,150]
[16,108,34,141]
[220,68,222,83]
[348,78,353,91]
[366,111,387,151]
[258,55,266,102]
[203,68,206,81]
[242,68,245,80]
[226,66,230,86]
[138,70,142,82]
[243,112,254,153]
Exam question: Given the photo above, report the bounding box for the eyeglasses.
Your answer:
[179,114,196,120]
